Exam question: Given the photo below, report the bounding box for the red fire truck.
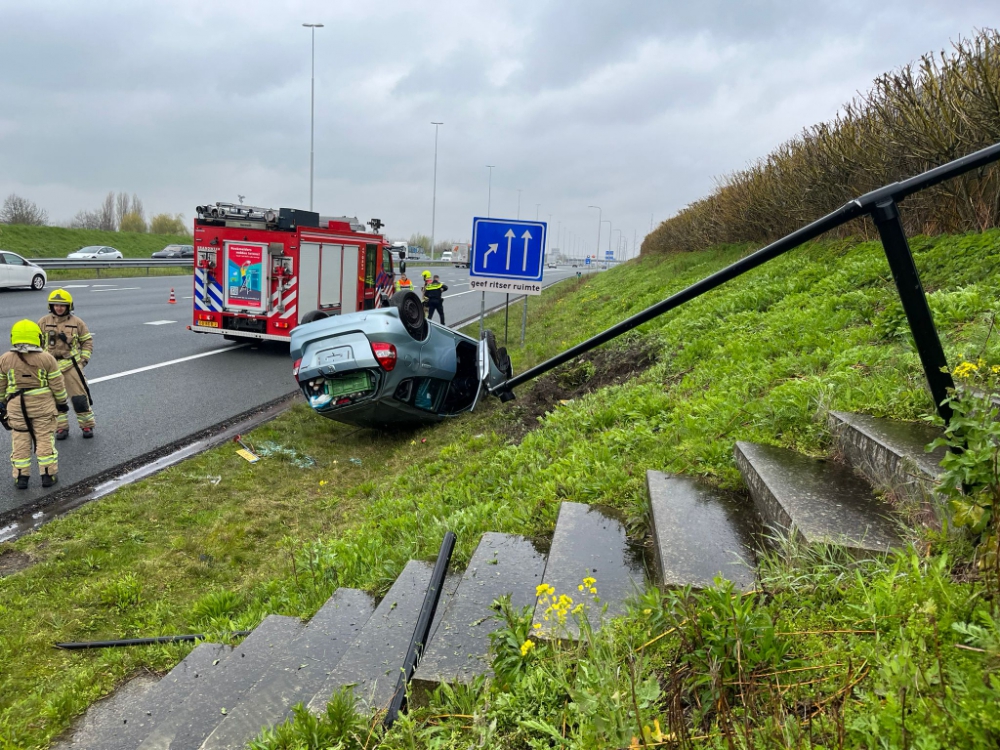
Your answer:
[188,203,401,342]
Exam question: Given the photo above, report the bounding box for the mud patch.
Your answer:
[0,548,33,577]
[498,340,658,440]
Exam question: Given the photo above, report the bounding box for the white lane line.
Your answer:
[182,295,193,299]
[91,287,141,292]
[144,320,177,326]
[60,284,90,288]
[443,289,483,299]
[88,345,247,384]
[90,284,119,287]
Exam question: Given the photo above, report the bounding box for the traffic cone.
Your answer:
[168,288,176,304]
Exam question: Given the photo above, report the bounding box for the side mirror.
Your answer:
[399,250,406,259]
[400,261,407,273]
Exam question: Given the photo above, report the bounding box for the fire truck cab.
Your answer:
[189,203,399,342]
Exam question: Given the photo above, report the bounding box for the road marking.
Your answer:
[443,289,483,299]
[88,345,247,384]
[182,295,193,299]
[90,284,118,287]
[60,284,90,288]
[144,320,177,326]
[91,287,141,292]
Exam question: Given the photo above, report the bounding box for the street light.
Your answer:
[601,219,610,265]
[588,206,601,261]
[486,166,495,217]
[302,23,324,211]
[430,121,443,261]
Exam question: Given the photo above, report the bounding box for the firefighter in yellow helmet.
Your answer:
[38,289,95,439]
[0,320,69,489]
[420,270,432,310]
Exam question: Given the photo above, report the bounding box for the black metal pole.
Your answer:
[383,531,456,729]
[871,200,955,422]
[55,631,252,650]
[505,293,510,345]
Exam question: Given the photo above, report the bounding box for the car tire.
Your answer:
[31,275,45,291]
[300,310,330,324]
[482,330,513,379]
[390,291,428,341]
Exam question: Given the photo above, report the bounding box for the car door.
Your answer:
[2,253,30,286]
[0,253,9,287]
[99,247,115,259]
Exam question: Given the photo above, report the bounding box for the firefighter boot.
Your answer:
[41,472,57,488]
[56,428,69,440]
[15,474,28,490]
[82,427,94,439]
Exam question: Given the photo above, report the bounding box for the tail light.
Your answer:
[292,358,301,379]
[370,342,397,371]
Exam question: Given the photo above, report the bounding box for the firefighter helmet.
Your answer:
[11,320,43,348]
[421,270,432,280]
[48,288,74,313]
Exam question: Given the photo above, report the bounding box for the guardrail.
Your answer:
[29,258,192,270]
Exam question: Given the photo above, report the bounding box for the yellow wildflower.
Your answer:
[643,608,652,616]
[533,622,542,629]
[520,639,535,657]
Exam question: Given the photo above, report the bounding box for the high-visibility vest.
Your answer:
[395,278,413,292]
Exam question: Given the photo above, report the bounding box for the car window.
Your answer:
[0,253,7,265]
[382,247,392,274]
[100,248,113,254]
[393,377,447,412]
[2,253,25,266]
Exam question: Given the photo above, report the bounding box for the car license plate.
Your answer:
[196,320,219,328]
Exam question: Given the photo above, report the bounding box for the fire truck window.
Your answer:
[383,247,392,274]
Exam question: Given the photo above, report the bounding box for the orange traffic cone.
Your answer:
[168,288,176,304]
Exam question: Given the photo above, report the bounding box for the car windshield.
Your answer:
[77,246,102,252]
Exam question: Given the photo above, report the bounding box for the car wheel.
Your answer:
[300,310,330,324]
[497,346,513,379]
[31,275,45,291]
[390,291,428,341]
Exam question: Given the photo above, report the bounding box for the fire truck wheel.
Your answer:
[390,291,428,341]
[300,310,330,324]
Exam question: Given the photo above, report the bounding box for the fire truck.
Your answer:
[188,202,401,342]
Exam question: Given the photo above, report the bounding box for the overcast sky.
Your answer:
[1,1,996,255]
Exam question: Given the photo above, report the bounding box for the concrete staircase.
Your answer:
[55,411,942,748]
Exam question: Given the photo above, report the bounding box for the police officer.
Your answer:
[424,274,449,325]
[38,289,95,439]
[0,320,69,489]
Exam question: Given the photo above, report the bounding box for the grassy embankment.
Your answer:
[1,232,999,748]
[0,224,193,281]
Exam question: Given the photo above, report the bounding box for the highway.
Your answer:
[0,264,591,518]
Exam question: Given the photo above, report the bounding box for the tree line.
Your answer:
[643,28,1000,255]
[0,191,189,235]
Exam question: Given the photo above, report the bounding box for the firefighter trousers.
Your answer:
[57,361,95,431]
[10,415,57,479]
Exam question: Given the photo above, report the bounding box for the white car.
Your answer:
[0,250,47,290]
[67,245,123,260]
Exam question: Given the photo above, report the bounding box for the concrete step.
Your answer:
[199,588,376,750]
[305,559,458,716]
[411,532,547,704]
[646,471,757,591]
[531,502,646,640]
[735,441,901,553]
[828,411,946,510]
[54,642,232,750]
[137,615,304,750]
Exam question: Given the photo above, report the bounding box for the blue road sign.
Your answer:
[604,250,614,260]
[471,217,547,282]
[585,257,591,266]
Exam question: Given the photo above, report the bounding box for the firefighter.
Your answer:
[395,273,413,293]
[424,274,449,325]
[420,269,433,312]
[0,320,69,489]
[38,289,95,439]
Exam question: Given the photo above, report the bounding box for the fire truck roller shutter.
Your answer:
[320,245,344,308]
[298,243,321,324]
[341,245,360,312]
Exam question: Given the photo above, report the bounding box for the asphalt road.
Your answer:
[0,265,592,517]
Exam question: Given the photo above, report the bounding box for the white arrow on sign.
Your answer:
[504,229,515,270]
[521,230,532,271]
[483,243,498,269]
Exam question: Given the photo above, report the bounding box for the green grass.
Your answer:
[44,268,193,282]
[2,231,1000,748]
[0,224,191,259]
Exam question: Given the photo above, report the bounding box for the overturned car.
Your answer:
[291,291,513,427]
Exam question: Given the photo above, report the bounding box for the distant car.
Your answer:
[152,244,194,259]
[291,291,513,428]
[67,246,123,260]
[547,262,557,269]
[0,250,46,290]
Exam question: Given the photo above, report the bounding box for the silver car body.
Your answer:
[291,307,509,427]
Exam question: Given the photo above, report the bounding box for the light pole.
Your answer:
[614,228,622,261]
[601,219,611,266]
[486,166,495,217]
[588,205,601,261]
[430,121,443,261]
[303,23,324,211]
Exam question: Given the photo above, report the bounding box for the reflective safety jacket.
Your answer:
[0,349,68,419]
[38,313,93,370]
[423,282,448,302]
[395,278,413,292]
